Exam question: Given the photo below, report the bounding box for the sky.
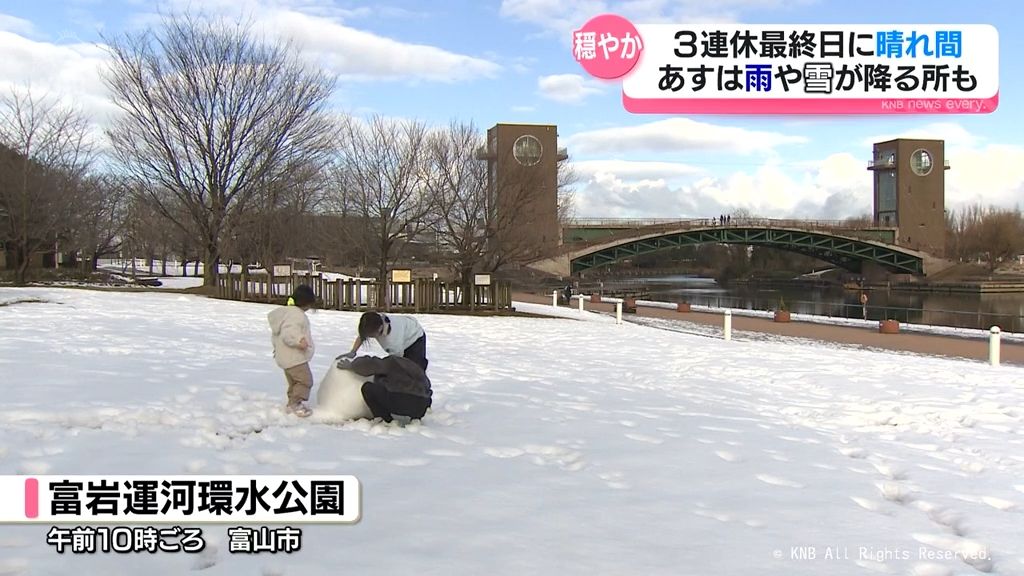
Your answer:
[0,0,1022,221]
[1,285,1024,574]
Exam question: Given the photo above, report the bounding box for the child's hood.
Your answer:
[267,306,303,333]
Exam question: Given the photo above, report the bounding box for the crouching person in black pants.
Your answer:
[336,354,432,423]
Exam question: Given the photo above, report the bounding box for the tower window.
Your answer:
[910,149,933,176]
[513,135,543,166]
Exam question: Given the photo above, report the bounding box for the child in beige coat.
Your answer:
[268,285,317,417]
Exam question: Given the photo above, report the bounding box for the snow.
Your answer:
[97,259,373,283]
[1,287,1024,575]
[566,294,1024,344]
[147,277,206,290]
[314,363,374,423]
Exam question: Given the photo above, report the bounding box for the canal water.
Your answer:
[616,275,1024,333]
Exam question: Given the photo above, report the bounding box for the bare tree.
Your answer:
[101,12,337,287]
[978,207,1023,271]
[945,205,973,263]
[0,86,93,285]
[843,213,873,228]
[483,147,567,271]
[121,193,164,276]
[322,158,374,269]
[556,160,579,227]
[424,122,577,296]
[335,114,433,308]
[223,158,328,295]
[70,173,129,272]
[423,120,489,300]
[947,203,986,264]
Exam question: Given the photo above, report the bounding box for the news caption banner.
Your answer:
[572,16,999,114]
[0,475,360,555]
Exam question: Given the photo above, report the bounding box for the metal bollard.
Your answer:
[990,326,1001,367]
[616,301,622,324]
[552,290,558,307]
[724,309,732,341]
[578,295,584,312]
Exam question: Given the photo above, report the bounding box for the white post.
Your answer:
[552,290,558,307]
[724,309,732,341]
[616,301,622,325]
[990,326,1001,367]
[578,295,584,312]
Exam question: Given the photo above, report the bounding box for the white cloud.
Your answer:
[0,31,116,129]
[126,0,501,83]
[566,118,808,156]
[945,144,1024,209]
[500,0,817,40]
[537,74,604,104]
[267,9,499,82]
[572,159,703,180]
[0,1,500,150]
[0,14,34,36]
[500,0,604,40]
[859,122,1024,209]
[511,56,536,74]
[572,152,870,219]
[571,135,1024,221]
[862,122,981,150]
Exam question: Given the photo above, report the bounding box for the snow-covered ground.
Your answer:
[1,287,1024,576]
[89,259,371,291]
[563,295,1024,344]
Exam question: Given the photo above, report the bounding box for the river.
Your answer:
[612,275,1024,333]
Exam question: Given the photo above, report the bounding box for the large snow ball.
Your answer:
[315,364,373,422]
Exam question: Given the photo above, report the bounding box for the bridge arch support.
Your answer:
[529,227,932,277]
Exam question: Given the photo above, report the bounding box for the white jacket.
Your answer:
[373,314,425,356]
[268,306,315,369]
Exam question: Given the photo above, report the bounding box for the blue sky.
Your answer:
[1,0,1022,220]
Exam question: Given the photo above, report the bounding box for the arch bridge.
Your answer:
[528,218,949,277]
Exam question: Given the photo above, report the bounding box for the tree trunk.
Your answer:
[90,253,100,272]
[14,244,28,286]
[161,256,168,276]
[378,258,389,311]
[181,260,188,277]
[193,260,200,277]
[203,242,220,287]
[461,268,474,311]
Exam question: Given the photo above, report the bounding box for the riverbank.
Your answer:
[888,280,1024,294]
[513,291,1024,366]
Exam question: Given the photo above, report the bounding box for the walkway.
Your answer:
[513,292,1024,367]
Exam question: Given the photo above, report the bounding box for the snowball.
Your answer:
[315,364,373,423]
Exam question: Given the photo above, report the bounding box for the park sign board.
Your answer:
[572,17,999,114]
[391,269,412,283]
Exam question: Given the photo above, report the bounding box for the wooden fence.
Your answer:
[216,271,512,312]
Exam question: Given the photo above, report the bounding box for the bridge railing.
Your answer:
[567,217,879,229]
[568,218,697,227]
[656,294,1024,333]
[563,217,894,250]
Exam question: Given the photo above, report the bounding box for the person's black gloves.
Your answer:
[335,351,356,369]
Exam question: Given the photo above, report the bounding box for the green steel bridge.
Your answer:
[528,218,949,277]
